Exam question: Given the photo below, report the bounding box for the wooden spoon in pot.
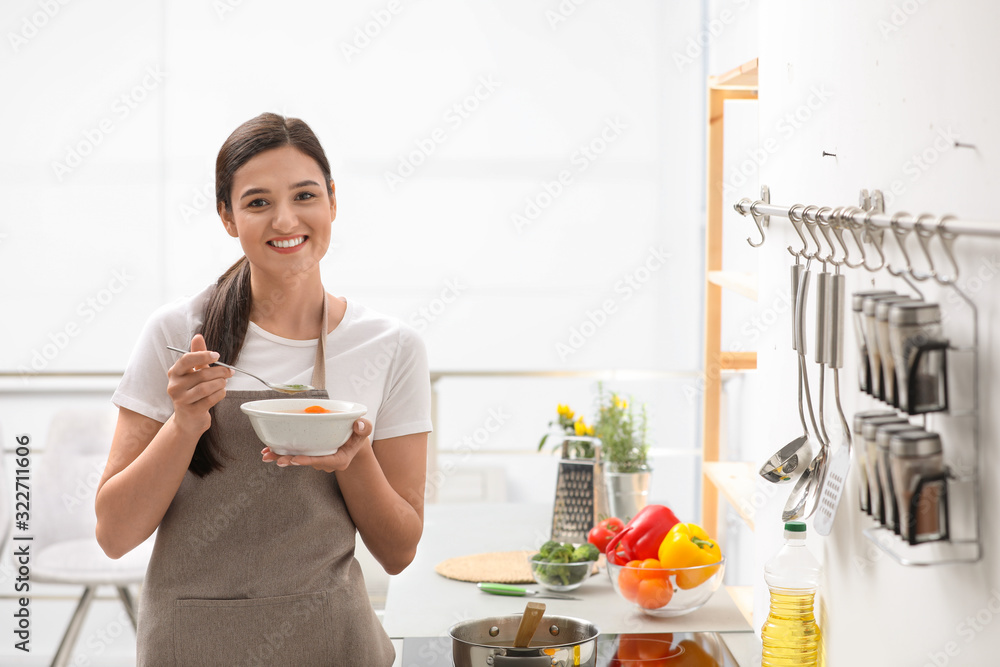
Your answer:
[513,601,546,648]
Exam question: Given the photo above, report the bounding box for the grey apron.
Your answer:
[137,298,395,666]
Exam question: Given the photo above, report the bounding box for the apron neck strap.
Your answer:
[311,293,328,391]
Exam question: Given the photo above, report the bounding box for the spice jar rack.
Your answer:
[734,187,993,566]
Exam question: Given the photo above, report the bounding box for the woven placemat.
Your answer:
[434,550,535,584]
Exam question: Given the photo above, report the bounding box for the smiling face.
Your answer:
[219,144,336,282]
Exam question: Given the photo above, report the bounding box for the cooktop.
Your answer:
[400,631,742,666]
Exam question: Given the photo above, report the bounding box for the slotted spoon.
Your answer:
[814,269,852,535]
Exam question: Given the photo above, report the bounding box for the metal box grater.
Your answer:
[550,438,609,543]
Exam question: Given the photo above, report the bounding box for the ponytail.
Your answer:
[188,256,252,477]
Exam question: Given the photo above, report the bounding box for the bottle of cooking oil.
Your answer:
[761,521,822,666]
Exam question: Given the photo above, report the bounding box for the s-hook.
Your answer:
[913,213,940,281]
[830,207,866,269]
[748,202,767,247]
[860,207,887,272]
[887,212,925,298]
[934,215,961,284]
[886,212,911,278]
[745,185,770,247]
[787,204,810,258]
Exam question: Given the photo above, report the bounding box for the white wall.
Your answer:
[0,3,715,663]
[746,1,1000,665]
[0,1,712,504]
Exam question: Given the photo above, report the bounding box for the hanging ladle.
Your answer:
[782,256,829,522]
[758,259,812,484]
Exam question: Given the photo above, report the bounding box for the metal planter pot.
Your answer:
[603,465,651,522]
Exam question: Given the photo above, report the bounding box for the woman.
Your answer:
[95,113,431,666]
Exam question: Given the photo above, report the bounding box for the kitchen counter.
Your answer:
[383,502,756,664]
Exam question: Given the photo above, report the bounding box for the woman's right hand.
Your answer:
[167,333,232,437]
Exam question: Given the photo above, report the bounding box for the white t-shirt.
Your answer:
[112,285,433,441]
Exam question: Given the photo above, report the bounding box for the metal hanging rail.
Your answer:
[735,201,1000,239]
[735,185,986,566]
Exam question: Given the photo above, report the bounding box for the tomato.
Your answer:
[588,516,625,553]
[636,577,673,609]
[616,561,644,602]
[638,558,666,580]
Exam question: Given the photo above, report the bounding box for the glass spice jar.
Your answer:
[852,410,898,514]
[861,415,911,525]
[889,430,948,544]
[863,294,912,403]
[888,302,949,415]
[875,297,919,408]
[875,422,926,534]
[852,290,896,394]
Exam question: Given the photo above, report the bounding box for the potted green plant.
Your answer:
[593,383,651,521]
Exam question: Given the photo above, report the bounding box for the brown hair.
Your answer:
[189,113,333,477]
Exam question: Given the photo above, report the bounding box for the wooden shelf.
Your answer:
[700,56,759,541]
[709,58,758,90]
[707,271,758,301]
[704,461,758,531]
[719,351,757,371]
[726,585,754,625]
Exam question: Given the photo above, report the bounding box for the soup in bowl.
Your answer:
[240,398,367,456]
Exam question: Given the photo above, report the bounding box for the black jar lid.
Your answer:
[889,430,943,457]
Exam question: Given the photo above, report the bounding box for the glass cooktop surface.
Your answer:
[401,631,742,666]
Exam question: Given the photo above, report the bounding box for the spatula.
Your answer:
[814,270,851,536]
[513,601,546,648]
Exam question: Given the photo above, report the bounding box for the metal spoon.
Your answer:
[166,345,316,394]
[782,261,828,521]
[759,262,812,484]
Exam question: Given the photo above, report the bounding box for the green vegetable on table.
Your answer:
[531,540,600,587]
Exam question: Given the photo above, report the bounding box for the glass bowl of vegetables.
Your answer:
[528,541,600,592]
[607,556,726,617]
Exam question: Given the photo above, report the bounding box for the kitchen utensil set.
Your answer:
[762,250,854,532]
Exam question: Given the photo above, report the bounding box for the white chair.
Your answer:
[33,407,153,667]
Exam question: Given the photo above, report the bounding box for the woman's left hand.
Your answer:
[261,418,372,473]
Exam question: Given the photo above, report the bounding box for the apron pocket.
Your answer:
[174,591,333,666]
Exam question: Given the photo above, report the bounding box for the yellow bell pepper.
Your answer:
[657,523,722,589]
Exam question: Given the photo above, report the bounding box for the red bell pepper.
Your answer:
[604,504,680,564]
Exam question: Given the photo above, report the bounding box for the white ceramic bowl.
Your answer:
[240,398,367,456]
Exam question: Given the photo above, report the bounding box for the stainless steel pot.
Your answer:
[449,614,599,667]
